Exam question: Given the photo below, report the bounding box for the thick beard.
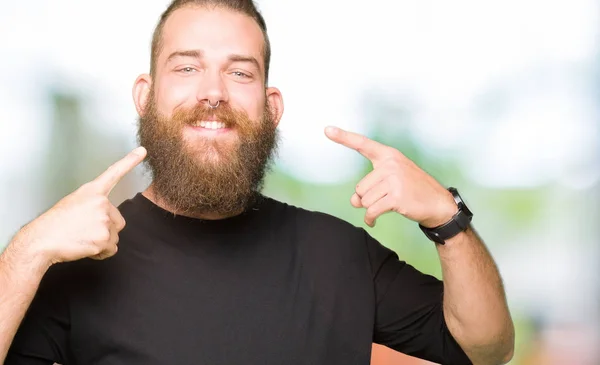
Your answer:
[137,94,279,218]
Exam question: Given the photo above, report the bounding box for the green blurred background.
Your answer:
[1,1,598,364]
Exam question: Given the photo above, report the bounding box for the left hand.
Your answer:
[325,126,458,228]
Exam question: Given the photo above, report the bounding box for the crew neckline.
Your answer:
[130,192,273,234]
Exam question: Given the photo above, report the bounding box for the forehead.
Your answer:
[159,6,265,67]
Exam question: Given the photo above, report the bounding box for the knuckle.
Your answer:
[99,214,112,226]
[355,185,364,196]
[389,173,402,184]
[386,146,398,155]
[95,229,111,242]
[381,155,399,167]
[383,156,401,169]
[88,195,108,211]
[102,245,118,259]
[387,146,401,157]
[92,253,106,261]
[390,188,402,202]
[112,234,120,246]
[90,245,103,257]
[360,196,371,207]
[97,196,111,209]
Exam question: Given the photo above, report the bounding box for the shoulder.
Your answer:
[261,196,376,262]
[263,195,366,236]
[116,193,147,219]
[264,196,406,266]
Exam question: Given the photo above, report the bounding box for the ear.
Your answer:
[266,87,284,127]
[132,74,152,116]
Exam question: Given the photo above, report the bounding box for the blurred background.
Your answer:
[1,0,599,364]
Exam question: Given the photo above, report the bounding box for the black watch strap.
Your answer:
[419,188,473,245]
[419,210,472,244]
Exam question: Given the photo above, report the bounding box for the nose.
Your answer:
[196,70,228,108]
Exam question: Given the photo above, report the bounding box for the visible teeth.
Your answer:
[197,121,226,129]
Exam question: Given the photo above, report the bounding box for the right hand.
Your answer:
[13,147,147,267]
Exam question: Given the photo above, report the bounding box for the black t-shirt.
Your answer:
[7,194,471,365]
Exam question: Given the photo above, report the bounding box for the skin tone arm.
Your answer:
[0,147,146,362]
[0,240,51,363]
[437,227,513,364]
[325,127,514,365]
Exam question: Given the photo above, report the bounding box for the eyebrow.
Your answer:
[228,54,261,71]
[165,49,261,71]
[166,49,203,63]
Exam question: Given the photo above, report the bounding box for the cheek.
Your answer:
[228,85,265,121]
[155,77,198,117]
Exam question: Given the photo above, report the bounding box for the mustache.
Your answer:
[172,102,247,128]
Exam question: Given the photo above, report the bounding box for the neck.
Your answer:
[142,184,245,220]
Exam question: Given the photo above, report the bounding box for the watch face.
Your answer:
[449,188,473,218]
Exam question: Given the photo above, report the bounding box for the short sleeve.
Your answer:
[364,231,472,365]
[5,264,71,365]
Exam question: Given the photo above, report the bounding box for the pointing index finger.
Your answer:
[93,147,147,195]
[324,126,386,162]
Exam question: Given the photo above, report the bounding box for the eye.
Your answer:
[177,67,197,74]
[231,71,250,78]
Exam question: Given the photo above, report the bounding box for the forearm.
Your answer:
[0,237,50,362]
[437,227,514,365]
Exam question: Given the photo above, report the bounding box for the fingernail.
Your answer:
[326,126,339,135]
[132,147,147,156]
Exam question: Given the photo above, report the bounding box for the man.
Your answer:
[0,1,514,364]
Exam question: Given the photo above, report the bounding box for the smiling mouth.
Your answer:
[191,121,228,130]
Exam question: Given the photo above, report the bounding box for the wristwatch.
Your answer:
[419,187,473,245]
